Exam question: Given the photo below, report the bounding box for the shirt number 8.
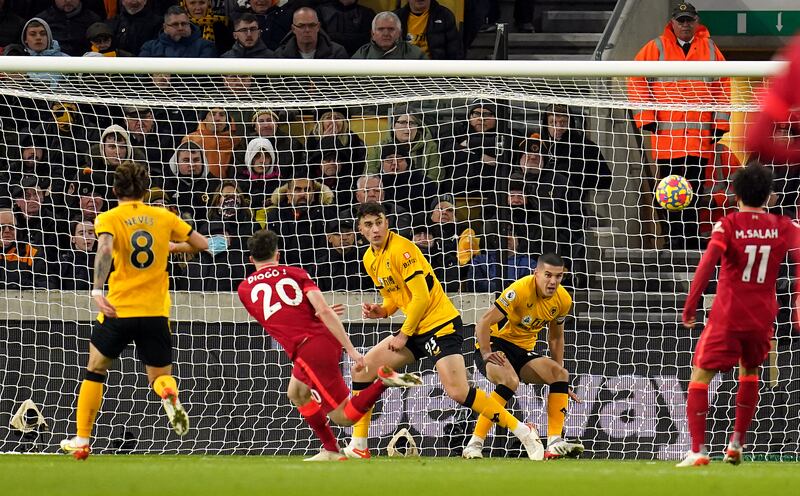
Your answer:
[130,230,155,269]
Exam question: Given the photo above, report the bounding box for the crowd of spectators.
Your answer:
[0,0,470,60]
[0,0,616,294]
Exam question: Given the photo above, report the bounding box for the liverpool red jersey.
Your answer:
[684,210,800,332]
[237,264,335,359]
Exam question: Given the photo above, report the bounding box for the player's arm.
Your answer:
[306,289,365,371]
[91,233,117,318]
[170,230,209,254]
[398,274,430,336]
[362,296,398,319]
[547,320,565,367]
[682,240,725,328]
[475,305,507,366]
[385,275,430,352]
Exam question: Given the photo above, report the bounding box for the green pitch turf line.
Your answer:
[1,455,798,496]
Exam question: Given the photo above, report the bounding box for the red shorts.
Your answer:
[291,336,350,413]
[693,321,773,371]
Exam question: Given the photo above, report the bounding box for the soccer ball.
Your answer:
[656,175,693,211]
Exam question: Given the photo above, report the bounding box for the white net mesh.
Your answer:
[1,61,797,460]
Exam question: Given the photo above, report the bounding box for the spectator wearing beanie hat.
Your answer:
[442,98,507,199]
[85,22,133,56]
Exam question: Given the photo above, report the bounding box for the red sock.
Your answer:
[343,380,387,422]
[298,401,340,453]
[732,375,759,446]
[686,381,709,453]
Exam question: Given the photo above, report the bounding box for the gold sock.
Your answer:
[152,375,178,398]
[468,388,519,431]
[547,391,569,438]
[473,391,508,440]
[350,382,372,440]
[76,378,104,438]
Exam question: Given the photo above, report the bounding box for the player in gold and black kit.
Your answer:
[60,161,208,459]
[344,203,545,460]
[464,253,584,459]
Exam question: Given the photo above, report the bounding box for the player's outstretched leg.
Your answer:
[463,385,516,459]
[154,375,189,436]
[377,365,422,387]
[462,387,544,460]
[341,367,421,459]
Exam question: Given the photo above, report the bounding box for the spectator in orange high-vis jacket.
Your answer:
[182,107,240,179]
[628,2,730,250]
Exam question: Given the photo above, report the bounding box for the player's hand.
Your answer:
[169,242,178,253]
[362,303,387,319]
[93,294,118,318]
[568,386,582,403]
[388,333,409,353]
[483,351,506,366]
[348,349,367,373]
[683,316,696,329]
[329,303,345,317]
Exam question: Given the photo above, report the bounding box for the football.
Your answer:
[656,175,694,211]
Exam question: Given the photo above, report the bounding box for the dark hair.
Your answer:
[537,252,564,268]
[114,161,149,199]
[235,13,259,28]
[164,5,188,21]
[547,104,569,117]
[248,229,279,262]
[70,218,92,236]
[381,142,411,161]
[356,202,386,221]
[732,162,773,208]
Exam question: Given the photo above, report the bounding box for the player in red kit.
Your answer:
[747,34,800,165]
[678,163,800,467]
[237,229,422,461]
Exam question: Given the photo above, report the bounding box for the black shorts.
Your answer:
[474,337,541,377]
[405,317,464,363]
[91,316,173,367]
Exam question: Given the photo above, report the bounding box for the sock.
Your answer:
[76,371,105,439]
[471,384,515,444]
[464,387,521,432]
[152,375,178,398]
[349,381,372,449]
[298,400,340,453]
[343,379,387,423]
[732,375,759,446]
[547,381,570,439]
[686,381,709,453]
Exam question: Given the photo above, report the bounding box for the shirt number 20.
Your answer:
[250,278,303,321]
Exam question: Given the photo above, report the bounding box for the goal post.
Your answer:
[1,58,796,460]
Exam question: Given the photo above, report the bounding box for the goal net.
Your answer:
[0,58,796,460]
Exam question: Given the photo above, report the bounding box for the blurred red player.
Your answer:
[679,163,800,467]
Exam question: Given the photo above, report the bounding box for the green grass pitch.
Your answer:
[1,455,798,496]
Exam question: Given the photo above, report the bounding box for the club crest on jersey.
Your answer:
[521,315,533,326]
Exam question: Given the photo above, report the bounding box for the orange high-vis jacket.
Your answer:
[628,22,730,161]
